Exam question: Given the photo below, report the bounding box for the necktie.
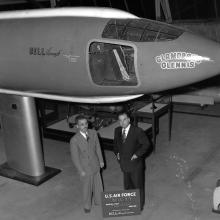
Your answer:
[85,132,89,141]
[122,129,126,142]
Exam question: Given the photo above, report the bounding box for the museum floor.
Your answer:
[1,108,220,220]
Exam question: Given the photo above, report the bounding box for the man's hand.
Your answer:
[131,154,138,161]
[117,153,120,160]
[80,171,86,177]
[100,162,105,168]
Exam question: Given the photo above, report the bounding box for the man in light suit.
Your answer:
[70,115,104,213]
[114,111,150,211]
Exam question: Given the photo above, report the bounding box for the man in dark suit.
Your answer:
[114,111,150,211]
[70,115,104,213]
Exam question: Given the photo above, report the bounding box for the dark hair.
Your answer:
[75,114,88,124]
[118,111,130,119]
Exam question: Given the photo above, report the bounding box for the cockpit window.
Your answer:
[89,42,137,86]
[124,27,143,41]
[102,19,184,42]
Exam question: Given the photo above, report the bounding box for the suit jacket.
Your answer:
[114,125,150,172]
[70,129,104,175]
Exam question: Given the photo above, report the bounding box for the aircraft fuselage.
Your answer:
[0,8,220,103]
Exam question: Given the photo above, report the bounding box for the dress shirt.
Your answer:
[122,124,130,138]
[80,131,88,140]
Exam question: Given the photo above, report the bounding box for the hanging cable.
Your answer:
[108,0,112,7]
[123,0,130,13]
[50,0,56,7]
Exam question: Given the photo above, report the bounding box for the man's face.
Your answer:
[118,114,130,129]
[77,118,88,133]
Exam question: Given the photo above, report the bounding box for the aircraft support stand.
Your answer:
[0,94,61,186]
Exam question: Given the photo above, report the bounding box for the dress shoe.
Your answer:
[84,208,91,213]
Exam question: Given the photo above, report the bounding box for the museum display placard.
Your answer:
[101,189,140,218]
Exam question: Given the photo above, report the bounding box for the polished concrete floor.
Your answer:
[1,109,220,220]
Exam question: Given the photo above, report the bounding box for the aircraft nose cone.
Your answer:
[155,32,220,90]
[139,31,220,94]
[179,32,220,79]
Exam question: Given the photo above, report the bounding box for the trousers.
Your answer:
[123,167,145,209]
[81,171,103,209]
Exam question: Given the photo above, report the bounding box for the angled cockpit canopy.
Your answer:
[102,19,184,42]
